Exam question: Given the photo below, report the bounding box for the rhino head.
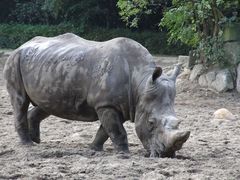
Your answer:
[135,65,190,158]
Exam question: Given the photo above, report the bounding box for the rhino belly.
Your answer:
[27,85,98,121]
[27,87,99,121]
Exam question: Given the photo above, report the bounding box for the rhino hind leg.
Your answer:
[7,86,32,145]
[28,106,49,143]
[4,53,32,145]
[97,108,129,153]
[90,125,109,151]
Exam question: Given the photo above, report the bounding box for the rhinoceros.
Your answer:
[4,33,190,157]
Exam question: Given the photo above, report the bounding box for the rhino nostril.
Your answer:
[173,119,181,128]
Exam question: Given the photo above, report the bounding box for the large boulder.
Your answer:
[198,69,234,92]
[189,64,205,81]
[212,69,234,92]
[199,71,217,87]
[198,74,207,87]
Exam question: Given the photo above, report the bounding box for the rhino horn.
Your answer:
[172,130,190,150]
[166,130,190,151]
[170,64,182,81]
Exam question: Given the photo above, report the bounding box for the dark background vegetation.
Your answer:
[0,0,190,55]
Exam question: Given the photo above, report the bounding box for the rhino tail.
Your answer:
[4,50,25,91]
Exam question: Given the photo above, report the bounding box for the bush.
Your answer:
[9,0,47,24]
[0,23,190,55]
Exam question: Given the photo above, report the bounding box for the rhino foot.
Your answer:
[116,151,130,159]
[89,143,103,151]
[29,130,40,144]
[27,106,49,144]
[30,135,40,144]
[115,144,129,153]
[17,128,34,146]
[19,138,34,146]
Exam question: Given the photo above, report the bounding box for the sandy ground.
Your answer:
[0,52,240,180]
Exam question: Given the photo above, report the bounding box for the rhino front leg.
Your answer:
[97,108,129,153]
[90,125,109,151]
[28,106,49,143]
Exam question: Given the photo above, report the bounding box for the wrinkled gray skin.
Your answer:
[4,33,190,158]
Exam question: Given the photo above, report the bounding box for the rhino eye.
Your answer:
[147,118,156,131]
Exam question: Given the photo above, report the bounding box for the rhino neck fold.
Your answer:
[130,66,155,122]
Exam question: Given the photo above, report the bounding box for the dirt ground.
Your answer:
[0,52,240,180]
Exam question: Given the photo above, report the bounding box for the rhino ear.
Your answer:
[152,67,162,82]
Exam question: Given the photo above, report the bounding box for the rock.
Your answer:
[211,69,234,92]
[199,71,217,87]
[198,74,207,87]
[70,133,80,141]
[198,69,234,92]
[213,108,236,121]
[141,170,166,180]
[236,64,240,93]
[178,56,190,68]
[178,68,191,79]
[206,71,217,85]
[189,64,205,81]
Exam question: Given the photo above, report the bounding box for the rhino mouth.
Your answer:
[149,140,175,158]
[148,130,190,158]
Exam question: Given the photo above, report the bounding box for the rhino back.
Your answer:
[15,33,154,120]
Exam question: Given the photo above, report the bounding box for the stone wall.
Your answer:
[178,55,237,93]
[181,30,240,93]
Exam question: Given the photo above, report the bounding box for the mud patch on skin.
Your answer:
[1,55,240,179]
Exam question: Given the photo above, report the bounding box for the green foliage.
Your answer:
[161,0,222,46]
[119,0,240,66]
[195,36,228,67]
[160,0,240,66]
[0,0,15,23]
[0,23,190,55]
[117,0,149,27]
[42,0,65,19]
[117,0,171,28]
[118,0,240,66]
[1,0,123,28]
[9,0,48,24]
[160,5,199,47]
[0,23,75,48]
[0,0,165,30]
[41,0,123,28]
